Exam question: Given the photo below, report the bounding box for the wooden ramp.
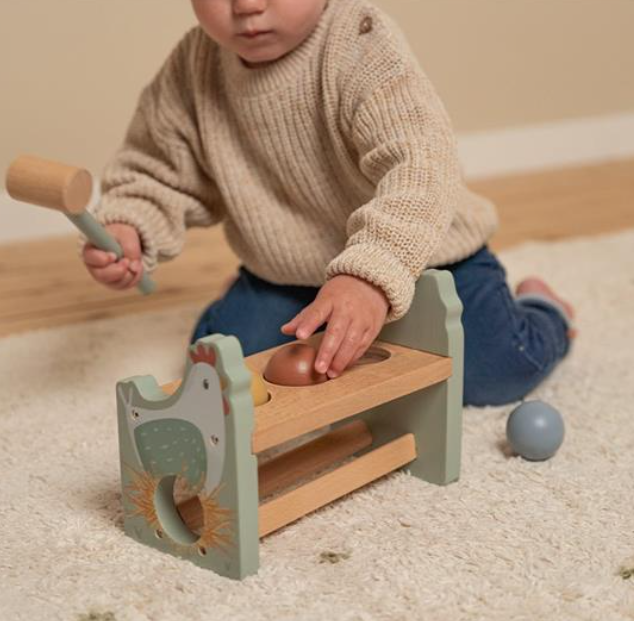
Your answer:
[176,419,417,538]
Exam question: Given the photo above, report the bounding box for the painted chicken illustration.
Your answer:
[115,337,240,558]
[118,341,228,497]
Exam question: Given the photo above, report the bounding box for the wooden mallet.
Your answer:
[5,155,155,295]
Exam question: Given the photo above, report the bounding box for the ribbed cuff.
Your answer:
[325,243,415,322]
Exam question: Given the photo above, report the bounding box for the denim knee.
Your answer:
[462,293,570,406]
[464,347,557,407]
[446,247,571,407]
[190,266,321,356]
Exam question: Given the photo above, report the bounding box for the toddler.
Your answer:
[82,0,575,406]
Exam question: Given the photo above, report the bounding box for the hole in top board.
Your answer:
[353,345,391,366]
[262,345,391,388]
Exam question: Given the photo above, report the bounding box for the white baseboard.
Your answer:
[2,111,633,243]
[457,111,634,179]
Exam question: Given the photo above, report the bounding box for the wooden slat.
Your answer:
[176,495,204,534]
[258,433,417,538]
[248,336,451,453]
[258,419,372,498]
[176,419,373,532]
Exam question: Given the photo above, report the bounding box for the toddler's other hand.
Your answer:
[82,223,145,291]
[281,275,389,379]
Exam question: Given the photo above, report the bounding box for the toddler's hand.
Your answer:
[82,223,145,291]
[281,275,389,379]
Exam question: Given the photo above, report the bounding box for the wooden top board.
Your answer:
[161,335,452,454]
[248,336,450,453]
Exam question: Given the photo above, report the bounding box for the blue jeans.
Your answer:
[191,246,571,406]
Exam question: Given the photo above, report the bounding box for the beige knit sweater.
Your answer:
[92,0,498,321]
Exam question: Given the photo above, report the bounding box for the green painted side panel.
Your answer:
[358,269,464,485]
[116,334,259,580]
[115,270,463,579]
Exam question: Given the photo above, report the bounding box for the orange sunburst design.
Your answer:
[122,461,234,557]
[122,461,160,529]
[196,483,234,555]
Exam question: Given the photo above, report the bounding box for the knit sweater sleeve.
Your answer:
[88,29,223,273]
[325,34,462,322]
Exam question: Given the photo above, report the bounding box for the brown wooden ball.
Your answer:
[263,343,329,387]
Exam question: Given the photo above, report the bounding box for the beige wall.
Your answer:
[1,0,633,176]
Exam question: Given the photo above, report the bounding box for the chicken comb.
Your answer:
[190,342,217,366]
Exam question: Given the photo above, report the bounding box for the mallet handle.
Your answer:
[5,155,155,295]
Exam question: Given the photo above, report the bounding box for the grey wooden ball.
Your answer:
[506,400,565,461]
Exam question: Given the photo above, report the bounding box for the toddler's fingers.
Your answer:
[280,315,300,335]
[91,258,131,284]
[350,332,374,366]
[281,306,313,335]
[315,311,350,375]
[117,228,143,261]
[83,245,118,268]
[109,267,137,290]
[112,258,147,290]
[281,299,332,339]
[296,300,333,340]
[127,260,145,289]
[327,323,366,378]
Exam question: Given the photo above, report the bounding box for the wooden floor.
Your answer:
[1,158,633,337]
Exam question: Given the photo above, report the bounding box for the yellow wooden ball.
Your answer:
[247,366,269,406]
[162,365,268,406]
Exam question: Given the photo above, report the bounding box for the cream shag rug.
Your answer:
[1,230,634,621]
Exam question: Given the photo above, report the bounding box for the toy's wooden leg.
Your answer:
[116,334,259,580]
[357,269,464,485]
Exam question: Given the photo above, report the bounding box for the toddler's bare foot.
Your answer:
[515,277,577,339]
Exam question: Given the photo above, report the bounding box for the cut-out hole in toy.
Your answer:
[155,529,164,539]
[173,475,204,538]
[153,475,201,545]
[198,546,207,556]
[263,344,391,387]
[354,345,391,366]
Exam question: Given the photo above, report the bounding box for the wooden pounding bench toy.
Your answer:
[117,270,464,580]
[3,153,464,580]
